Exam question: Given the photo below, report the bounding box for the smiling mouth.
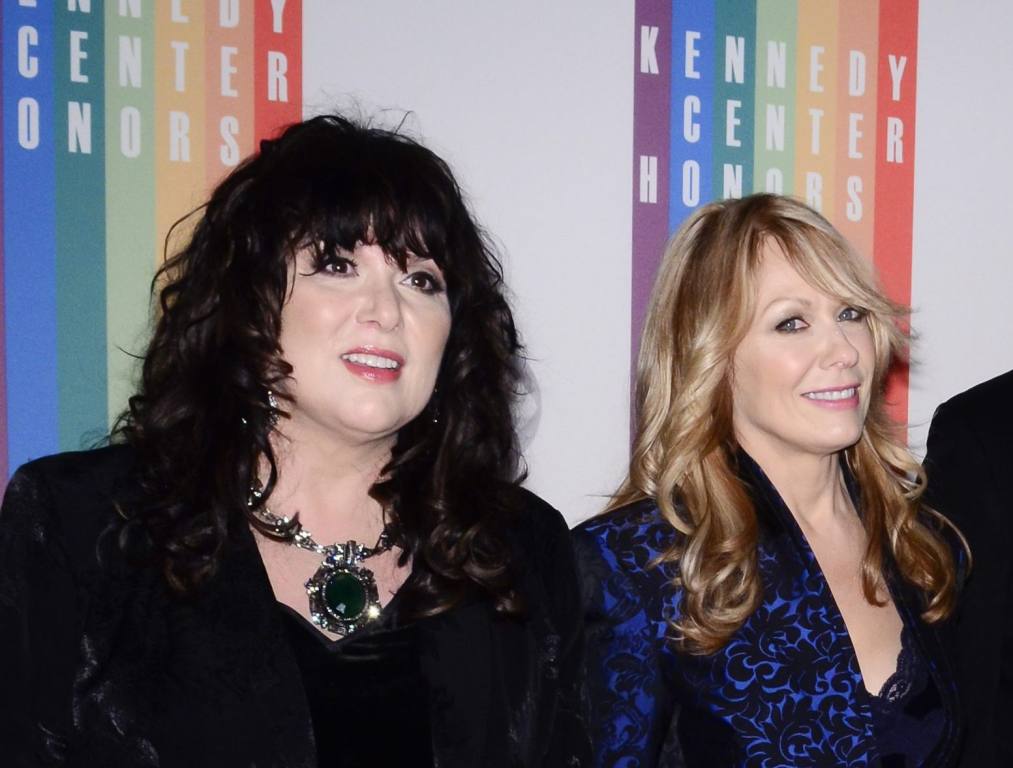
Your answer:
[803,386,858,402]
[340,352,401,370]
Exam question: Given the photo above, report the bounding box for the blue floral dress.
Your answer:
[573,452,960,767]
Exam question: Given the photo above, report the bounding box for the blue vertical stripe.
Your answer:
[0,0,8,481]
[2,2,59,470]
[670,0,715,231]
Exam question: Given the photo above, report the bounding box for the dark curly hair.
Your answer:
[116,114,527,617]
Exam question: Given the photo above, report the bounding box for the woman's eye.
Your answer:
[403,270,445,294]
[838,306,866,322]
[775,316,807,333]
[320,256,356,276]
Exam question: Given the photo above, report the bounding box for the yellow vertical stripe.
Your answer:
[155,1,207,265]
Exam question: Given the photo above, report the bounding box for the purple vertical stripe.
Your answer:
[632,0,673,369]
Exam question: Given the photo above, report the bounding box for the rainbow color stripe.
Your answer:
[1,0,303,479]
[632,0,918,425]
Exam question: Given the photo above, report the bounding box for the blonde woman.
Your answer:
[574,194,966,767]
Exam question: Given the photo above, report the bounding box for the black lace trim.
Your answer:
[870,624,919,704]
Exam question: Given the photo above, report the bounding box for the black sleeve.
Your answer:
[0,464,80,765]
[526,499,593,767]
[924,400,987,536]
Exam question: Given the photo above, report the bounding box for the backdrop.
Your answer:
[2,1,1012,523]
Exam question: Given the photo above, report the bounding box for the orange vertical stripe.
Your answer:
[794,0,838,216]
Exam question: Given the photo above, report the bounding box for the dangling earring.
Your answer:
[429,388,440,425]
[267,390,280,426]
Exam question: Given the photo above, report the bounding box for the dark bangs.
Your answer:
[258,116,470,295]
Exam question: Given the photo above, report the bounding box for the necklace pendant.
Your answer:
[305,544,383,636]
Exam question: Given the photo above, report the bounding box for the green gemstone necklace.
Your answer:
[248,487,393,637]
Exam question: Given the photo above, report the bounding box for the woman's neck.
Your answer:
[741,440,851,530]
[263,426,394,545]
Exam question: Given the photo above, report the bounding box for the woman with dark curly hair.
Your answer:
[575,194,967,767]
[0,115,588,767]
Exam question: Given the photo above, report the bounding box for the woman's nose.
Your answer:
[821,325,860,369]
[355,277,402,330]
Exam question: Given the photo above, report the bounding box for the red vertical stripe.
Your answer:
[254,0,302,141]
[874,1,918,430]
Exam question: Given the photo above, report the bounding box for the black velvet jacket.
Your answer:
[0,446,590,767]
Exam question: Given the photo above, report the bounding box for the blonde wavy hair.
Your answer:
[611,193,965,655]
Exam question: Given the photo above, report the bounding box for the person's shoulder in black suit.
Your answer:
[924,368,1013,768]
[931,369,1013,437]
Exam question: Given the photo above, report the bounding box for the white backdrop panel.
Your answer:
[303,1,1013,522]
[909,0,1013,455]
[303,1,635,524]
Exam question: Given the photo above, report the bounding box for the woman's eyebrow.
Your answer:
[760,296,813,313]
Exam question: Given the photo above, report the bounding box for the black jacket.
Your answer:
[925,369,1013,768]
[0,445,589,767]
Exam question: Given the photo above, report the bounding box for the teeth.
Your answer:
[804,387,856,401]
[341,353,400,369]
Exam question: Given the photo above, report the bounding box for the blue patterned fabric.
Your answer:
[573,453,960,768]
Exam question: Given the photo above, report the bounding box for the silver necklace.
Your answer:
[248,487,393,636]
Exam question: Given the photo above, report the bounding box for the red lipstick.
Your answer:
[340,347,404,383]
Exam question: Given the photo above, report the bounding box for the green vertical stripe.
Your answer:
[56,1,107,449]
[713,0,757,198]
[105,0,155,425]
[753,0,797,193]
